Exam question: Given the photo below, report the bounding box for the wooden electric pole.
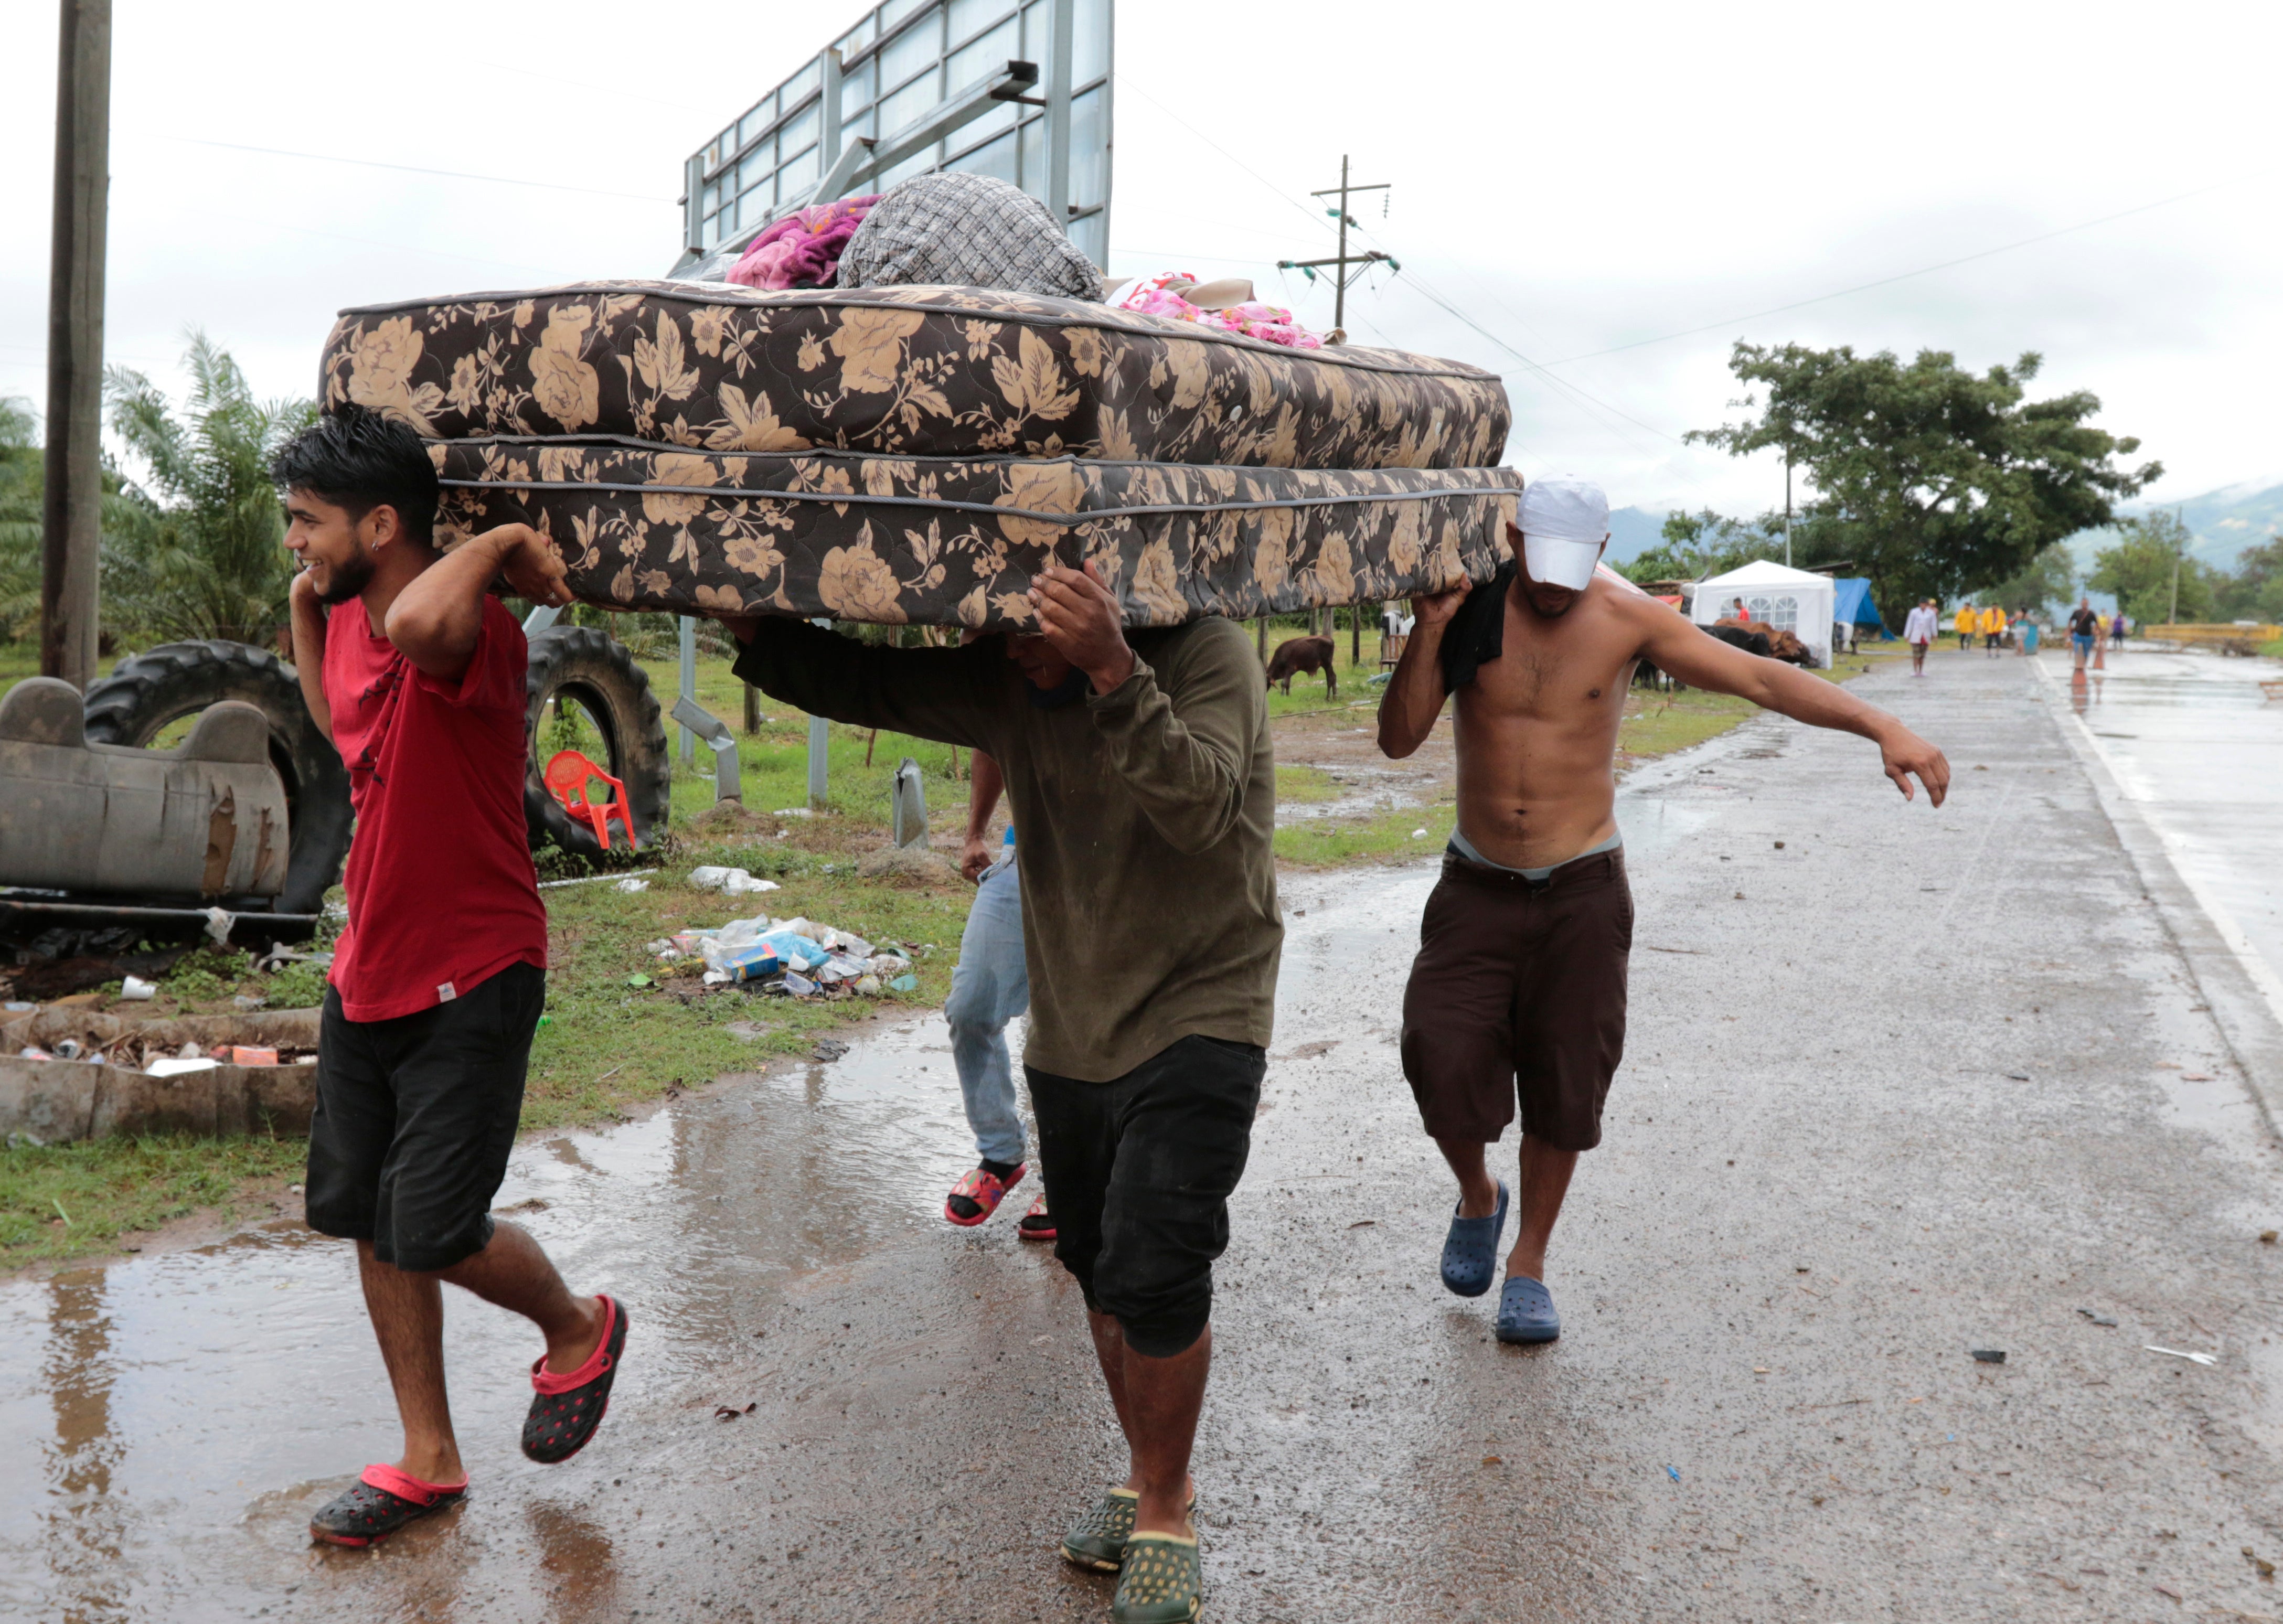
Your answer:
[42,0,110,690]
[1277,155,1394,338]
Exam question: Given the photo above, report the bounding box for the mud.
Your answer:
[1271,706,1456,825]
[6,647,2282,1622]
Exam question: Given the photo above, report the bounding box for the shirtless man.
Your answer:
[1378,476,1949,1345]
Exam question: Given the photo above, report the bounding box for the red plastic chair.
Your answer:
[543,750,637,850]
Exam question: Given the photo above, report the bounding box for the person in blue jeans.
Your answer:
[942,749,1053,1241]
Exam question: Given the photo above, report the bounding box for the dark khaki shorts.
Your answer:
[1400,848,1632,1151]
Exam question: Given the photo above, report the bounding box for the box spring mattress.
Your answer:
[432,437,1519,628]
[325,282,1510,472]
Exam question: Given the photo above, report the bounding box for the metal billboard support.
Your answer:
[805,59,1041,209]
[1045,0,1074,225]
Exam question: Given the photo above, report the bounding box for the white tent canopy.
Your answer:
[1693,559,1836,667]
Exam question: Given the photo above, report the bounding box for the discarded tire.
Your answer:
[81,639,354,927]
[521,625,670,859]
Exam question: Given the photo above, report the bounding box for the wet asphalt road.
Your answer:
[8,648,2283,1623]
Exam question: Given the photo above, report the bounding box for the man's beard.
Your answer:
[312,551,375,607]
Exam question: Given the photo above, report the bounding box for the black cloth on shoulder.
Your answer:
[1438,561,1514,692]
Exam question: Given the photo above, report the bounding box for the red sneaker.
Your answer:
[945,1163,1024,1227]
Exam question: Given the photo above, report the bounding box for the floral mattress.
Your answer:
[323,282,1520,625]
[433,437,1517,628]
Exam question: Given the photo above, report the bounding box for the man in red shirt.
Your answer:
[274,405,627,1546]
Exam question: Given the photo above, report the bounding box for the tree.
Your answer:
[1618,508,1763,584]
[0,395,163,647]
[2215,536,2283,624]
[1983,541,2078,617]
[102,333,316,646]
[0,396,38,641]
[2090,512,2212,627]
[1688,343,2159,611]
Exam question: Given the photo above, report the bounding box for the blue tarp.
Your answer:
[1831,577,1885,631]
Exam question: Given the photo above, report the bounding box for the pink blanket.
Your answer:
[1112,271,1325,350]
[727,195,880,290]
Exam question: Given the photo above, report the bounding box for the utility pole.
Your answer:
[1277,155,1395,337]
[2169,507,2184,626]
[41,0,110,691]
[1783,443,1794,569]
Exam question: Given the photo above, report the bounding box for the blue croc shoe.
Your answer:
[1439,1181,1508,1298]
[1496,1275,1561,1344]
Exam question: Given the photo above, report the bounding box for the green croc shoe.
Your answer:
[1112,1533,1202,1623]
[1060,1487,1138,1570]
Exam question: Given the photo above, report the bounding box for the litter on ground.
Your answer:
[688,866,780,895]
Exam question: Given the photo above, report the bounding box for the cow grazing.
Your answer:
[1265,635,1337,698]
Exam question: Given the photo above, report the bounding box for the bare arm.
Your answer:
[1028,562,1248,854]
[962,751,1005,882]
[384,523,571,683]
[287,570,334,744]
[1639,606,1951,806]
[1376,582,1470,758]
[727,617,994,749]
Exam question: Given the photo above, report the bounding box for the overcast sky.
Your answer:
[3,0,2275,520]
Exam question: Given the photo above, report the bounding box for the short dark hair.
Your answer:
[271,403,439,542]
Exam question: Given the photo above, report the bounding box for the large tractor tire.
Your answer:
[81,639,354,926]
[521,625,671,859]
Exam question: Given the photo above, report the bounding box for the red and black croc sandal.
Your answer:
[308,1463,468,1547]
[1017,1195,1056,1243]
[522,1293,629,1465]
[944,1163,1024,1227]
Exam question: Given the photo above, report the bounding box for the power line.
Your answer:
[1116,71,1678,454]
[1543,173,2263,365]
[1112,74,1342,245]
[1334,211,1681,451]
[165,136,676,204]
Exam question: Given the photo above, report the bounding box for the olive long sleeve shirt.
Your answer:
[731,618,1281,1081]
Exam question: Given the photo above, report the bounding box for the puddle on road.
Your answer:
[0,1009,1009,1623]
[0,857,1457,1624]
[2042,650,2283,1019]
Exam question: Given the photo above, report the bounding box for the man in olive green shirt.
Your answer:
[728,563,1278,1622]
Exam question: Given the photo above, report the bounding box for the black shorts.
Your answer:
[1027,1035,1265,1359]
[1400,848,1632,1151]
[304,961,546,1272]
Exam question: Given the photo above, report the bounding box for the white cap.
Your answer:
[1518,476,1609,591]
[1519,476,1609,542]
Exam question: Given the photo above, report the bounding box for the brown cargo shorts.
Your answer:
[1399,846,1633,1151]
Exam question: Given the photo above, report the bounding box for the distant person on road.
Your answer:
[276,407,625,1548]
[941,749,1053,1244]
[2019,614,2040,657]
[1980,602,2005,657]
[2068,598,2100,668]
[2110,611,2129,651]
[1378,476,1949,1348]
[1902,598,1938,675]
[728,566,1279,1624]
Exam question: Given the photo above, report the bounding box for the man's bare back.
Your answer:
[1380,523,1949,871]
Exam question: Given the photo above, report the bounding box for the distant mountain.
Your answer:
[1605,506,1668,565]
[2066,477,2283,575]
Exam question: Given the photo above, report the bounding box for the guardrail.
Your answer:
[2146,624,2281,648]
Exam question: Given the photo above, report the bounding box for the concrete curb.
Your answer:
[0,1007,319,1142]
[2031,654,2283,1139]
